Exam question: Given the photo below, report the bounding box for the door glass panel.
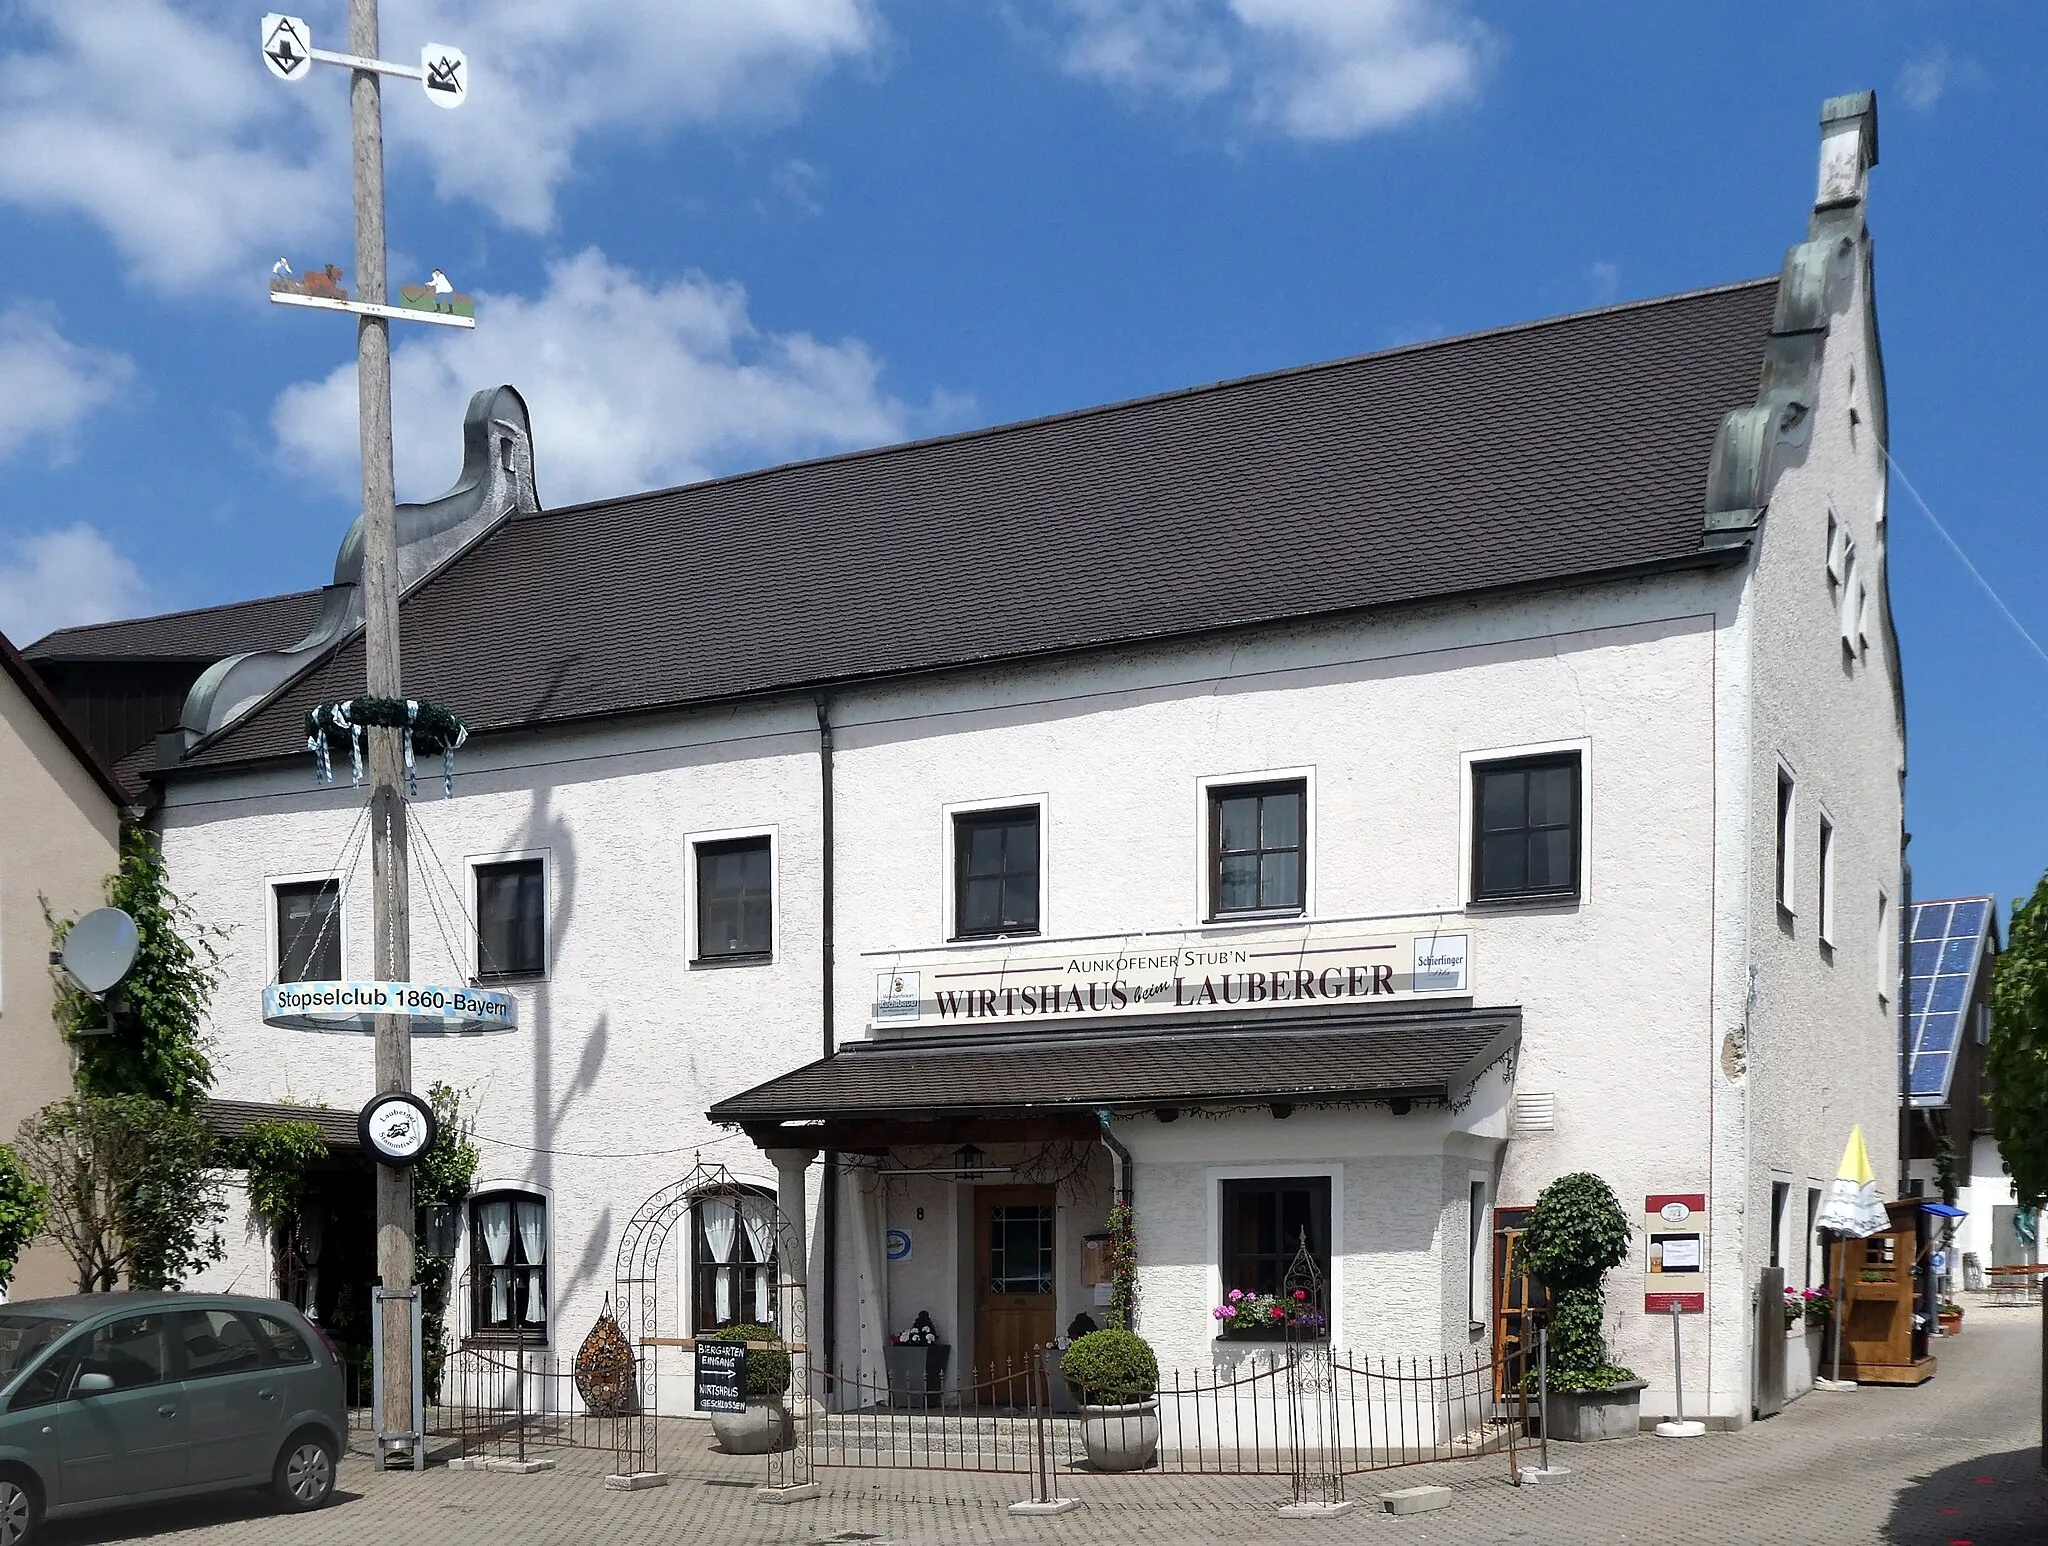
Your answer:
[988,1205,1054,1294]
[176,1310,264,1377]
[73,1314,172,1391]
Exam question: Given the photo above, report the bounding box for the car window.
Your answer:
[176,1309,265,1378]
[7,1344,78,1411]
[250,1312,313,1365]
[72,1313,172,1392]
[0,1315,69,1384]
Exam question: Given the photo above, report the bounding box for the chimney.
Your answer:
[1816,91,1878,209]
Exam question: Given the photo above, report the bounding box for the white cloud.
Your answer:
[272,249,931,508]
[0,304,136,463]
[1055,0,1490,139]
[0,524,153,648]
[0,0,879,289]
[1897,46,1982,113]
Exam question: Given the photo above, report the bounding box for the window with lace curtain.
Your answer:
[471,1190,549,1338]
[691,1188,777,1332]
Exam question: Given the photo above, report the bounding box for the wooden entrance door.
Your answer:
[974,1186,1057,1406]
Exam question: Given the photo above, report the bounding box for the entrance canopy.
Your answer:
[709,1005,1520,1148]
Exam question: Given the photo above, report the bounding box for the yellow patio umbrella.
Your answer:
[1814,1124,1890,1390]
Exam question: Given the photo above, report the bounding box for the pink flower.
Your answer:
[1212,1306,1227,1319]
[1269,1306,1283,1319]
[1293,1290,1306,1302]
[1228,1289,1243,1302]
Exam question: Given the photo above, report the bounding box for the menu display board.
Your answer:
[1644,1192,1707,1313]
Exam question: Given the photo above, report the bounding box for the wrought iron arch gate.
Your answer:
[614,1159,811,1487]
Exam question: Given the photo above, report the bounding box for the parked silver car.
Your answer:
[0,1291,346,1546]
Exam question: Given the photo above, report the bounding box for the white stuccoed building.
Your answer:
[117,94,1906,1428]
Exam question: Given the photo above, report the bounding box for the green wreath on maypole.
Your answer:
[305,696,470,797]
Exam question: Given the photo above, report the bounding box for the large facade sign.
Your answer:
[868,924,1470,1031]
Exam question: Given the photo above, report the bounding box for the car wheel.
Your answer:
[273,1431,337,1512]
[0,1469,39,1546]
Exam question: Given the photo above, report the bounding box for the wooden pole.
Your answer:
[349,0,415,1461]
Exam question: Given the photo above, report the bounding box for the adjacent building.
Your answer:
[0,632,125,1300]
[53,93,1906,1426]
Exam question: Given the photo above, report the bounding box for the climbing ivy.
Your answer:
[52,827,224,1112]
[0,1144,50,1295]
[414,1083,480,1397]
[231,1119,329,1227]
[1105,1199,1139,1332]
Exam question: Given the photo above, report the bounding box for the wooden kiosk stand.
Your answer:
[1830,1199,1935,1386]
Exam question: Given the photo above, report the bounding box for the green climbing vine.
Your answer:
[414,1083,480,1397]
[231,1119,329,1227]
[50,826,224,1112]
[0,1143,50,1295]
[1105,1199,1139,1332]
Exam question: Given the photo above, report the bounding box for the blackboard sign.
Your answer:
[695,1341,747,1413]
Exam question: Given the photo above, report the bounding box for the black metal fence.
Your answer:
[345,1345,645,1472]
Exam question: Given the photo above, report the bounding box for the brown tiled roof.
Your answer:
[203,1097,363,1152]
[25,589,327,662]
[185,280,1775,770]
[708,1007,1521,1124]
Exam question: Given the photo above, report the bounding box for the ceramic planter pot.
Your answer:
[1079,1398,1160,1471]
[710,1395,793,1454]
[1937,1311,1962,1336]
[1546,1379,1646,1442]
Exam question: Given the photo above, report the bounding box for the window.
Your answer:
[1467,1180,1488,1325]
[953,806,1041,938]
[1471,755,1579,904]
[1817,815,1835,947]
[251,1312,313,1365]
[1770,1181,1790,1271]
[475,859,545,980]
[275,879,341,982]
[988,1204,1055,1294]
[1776,769,1796,913]
[1,1316,73,1410]
[472,1191,548,1336]
[72,1313,171,1392]
[1804,1187,1821,1289]
[696,836,772,962]
[1220,1176,1331,1314]
[175,1309,264,1378]
[692,1189,777,1331]
[1209,781,1306,917]
[1877,891,1892,1001]
[1826,512,1843,581]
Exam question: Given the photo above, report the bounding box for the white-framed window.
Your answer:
[1838,541,1861,655]
[1458,740,1590,909]
[470,1188,549,1339]
[687,826,778,966]
[269,870,345,982]
[1816,810,1836,948]
[1195,767,1315,924]
[943,794,1048,941]
[1775,765,1797,916]
[1876,889,1892,1003]
[690,1186,778,1332]
[470,849,549,981]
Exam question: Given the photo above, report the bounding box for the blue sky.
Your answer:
[1,2,2044,910]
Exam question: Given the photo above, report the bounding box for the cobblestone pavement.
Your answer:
[35,1297,2045,1546]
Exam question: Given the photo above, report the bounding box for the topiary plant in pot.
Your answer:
[1517,1172,1643,1441]
[705,1322,794,1454]
[1060,1328,1160,1471]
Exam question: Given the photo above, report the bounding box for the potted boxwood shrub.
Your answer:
[705,1323,794,1454]
[1060,1329,1159,1471]
[1518,1172,1644,1441]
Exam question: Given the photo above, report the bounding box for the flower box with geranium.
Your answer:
[1784,1287,1832,1330]
[1211,1287,1327,1340]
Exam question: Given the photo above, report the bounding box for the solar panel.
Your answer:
[1905,897,1994,1102]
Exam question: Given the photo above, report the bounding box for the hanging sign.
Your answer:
[1644,1192,1707,1314]
[421,43,467,107]
[867,921,1470,1031]
[262,981,518,1036]
[261,14,313,80]
[694,1342,746,1414]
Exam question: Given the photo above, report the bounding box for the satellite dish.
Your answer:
[63,908,140,996]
